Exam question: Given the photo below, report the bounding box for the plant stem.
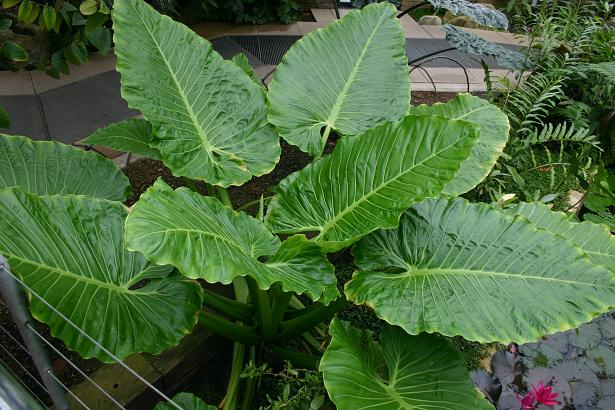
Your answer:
[245,277,276,340]
[240,346,258,410]
[217,186,233,208]
[277,296,346,341]
[182,177,199,193]
[237,195,275,212]
[206,183,216,197]
[220,278,251,409]
[222,342,246,410]
[269,344,320,369]
[270,291,293,330]
[314,125,332,161]
[199,310,262,345]
[202,289,253,322]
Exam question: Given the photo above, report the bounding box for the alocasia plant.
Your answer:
[1,1,614,409]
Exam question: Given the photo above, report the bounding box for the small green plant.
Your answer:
[1,1,615,409]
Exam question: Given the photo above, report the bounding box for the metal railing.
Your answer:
[0,255,183,410]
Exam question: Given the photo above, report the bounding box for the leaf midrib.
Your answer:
[317,132,473,238]
[325,9,388,129]
[128,1,216,160]
[377,267,615,288]
[4,252,131,292]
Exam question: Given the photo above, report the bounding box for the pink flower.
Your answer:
[518,392,535,409]
[531,382,560,407]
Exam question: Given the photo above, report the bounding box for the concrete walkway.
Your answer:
[0,9,525,154]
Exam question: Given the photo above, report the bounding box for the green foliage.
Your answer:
[501,56,571,138]
[320,319,493,410]
[196,0,299,24]
[0,188,203,362]
[0,133,131,200]
[2,1,615,408]
[0,105,9,128]
[1,0,112,74]
[154,393,216,409]
[114,0,279,186]
[83,118,161,160]
[348,197,615,343]
[245,361,329,409]
[267,2,409,157]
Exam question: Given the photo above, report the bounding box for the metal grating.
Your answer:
[227,34,522,69]
[229,35,300,65]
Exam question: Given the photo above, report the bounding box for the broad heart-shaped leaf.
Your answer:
[113,0,280,187]
[348,197,615,344]
[154,393,216,410]
[443,25,527,71]
[0,188,203,362]
[408,93,509,196]
[125,179,339,304]
[266,115,479,252]
[428,0,508,29]
[0,133,130,200]
[505,202,615,272]
[267,2,409,156]
[82,118,161,160]
[320,319,493,410]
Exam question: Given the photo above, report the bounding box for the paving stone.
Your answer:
[40,71,139,143]
[297,21,328,35]
[192,22,257,39]
[311,8,335,23]
[421,25,446,39]
[400,15,432,39]
[0,71,34,96]
[0,95,46,139]
[257,23,300,36]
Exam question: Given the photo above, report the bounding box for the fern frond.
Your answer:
[504,71,568,135]
[523,122,601,150]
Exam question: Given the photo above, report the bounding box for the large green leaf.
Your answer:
[113,0,280,187]
[82,118,161,160]
[265,115,479,251]
[443,24,526,71]
[428,0,508,29]
[0,188,203,362]
[154,393,216,410]
[320,319,493,410]
[506,202,615,272]
[0,133,130,200]
[408,93,509,196]
[125,179,339,304]
[267,2,410,156]
[348,197,615,343]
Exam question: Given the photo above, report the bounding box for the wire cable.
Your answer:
[26,323,126,409]
[0,343,49,395]
[0,322,30,354]
[45,369,91,410]
[0,265,181,410]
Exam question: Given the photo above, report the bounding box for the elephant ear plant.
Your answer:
[0,0,614,409]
